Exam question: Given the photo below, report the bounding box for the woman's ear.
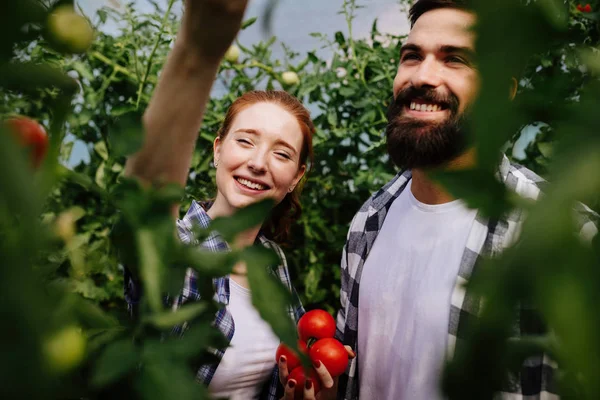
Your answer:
[213,136,221,166]
[292,164,307,188]
[509,77,518,100]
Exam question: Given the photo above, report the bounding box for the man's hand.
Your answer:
[179,0,249,61]
[279,346,355,400]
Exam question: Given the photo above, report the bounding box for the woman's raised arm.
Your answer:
[125,0,249,187]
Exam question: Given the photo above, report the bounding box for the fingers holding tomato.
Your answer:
[279,310,353,399]
[288,366,321,400]
[309,338,349,379]
[277,340,308,372]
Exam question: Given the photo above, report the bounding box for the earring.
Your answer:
[214,160,219,168]
[288,186,295,193]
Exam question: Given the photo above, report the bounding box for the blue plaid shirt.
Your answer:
[126,200,305,400]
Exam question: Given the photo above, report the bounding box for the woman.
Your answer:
[170,90,314,400]
[124,1,343,399]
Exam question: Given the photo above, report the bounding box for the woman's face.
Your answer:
[210,102,306,218]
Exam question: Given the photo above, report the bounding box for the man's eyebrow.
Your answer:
[439,45,475,59]
[399,44,476,60]
[399,43,421,56]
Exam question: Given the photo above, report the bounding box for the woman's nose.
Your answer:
[247,152,267,173]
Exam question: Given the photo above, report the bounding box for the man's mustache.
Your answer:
[386,87,460,120]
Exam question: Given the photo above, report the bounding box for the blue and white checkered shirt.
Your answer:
[335,155,598,400]
[126,200,305,400]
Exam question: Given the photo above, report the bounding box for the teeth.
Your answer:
[237,178,266,190]
[410,102,442,112]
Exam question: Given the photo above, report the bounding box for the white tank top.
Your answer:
[208,278,281,399]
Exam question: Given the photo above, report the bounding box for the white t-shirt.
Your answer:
[209,279,280,400]
[358,180,477,400]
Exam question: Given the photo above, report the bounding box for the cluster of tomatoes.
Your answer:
[576,3,593,13]
[276,310,348,399]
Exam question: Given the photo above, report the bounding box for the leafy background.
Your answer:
[1,0,600,399]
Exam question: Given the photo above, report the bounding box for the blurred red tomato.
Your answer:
[5,117,49,169]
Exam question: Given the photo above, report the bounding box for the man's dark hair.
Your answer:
[409,0,470,27]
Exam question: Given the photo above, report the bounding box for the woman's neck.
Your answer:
[206,199,262,249]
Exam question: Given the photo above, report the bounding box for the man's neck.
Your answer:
[410,149,476,205]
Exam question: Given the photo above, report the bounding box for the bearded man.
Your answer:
[335,1,597,399]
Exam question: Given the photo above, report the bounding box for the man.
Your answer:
[335,1,596,399]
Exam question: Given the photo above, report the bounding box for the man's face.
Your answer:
[386,8,479,169]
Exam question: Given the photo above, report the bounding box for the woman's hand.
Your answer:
[179,0,249,61]
[279,346,355,400]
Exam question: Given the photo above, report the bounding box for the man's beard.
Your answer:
[385,86,469,170]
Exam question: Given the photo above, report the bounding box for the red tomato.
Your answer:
[288,366,321,399]
[308,338,349,378]
[297,310,336,343]
[5,117,49,169]
[275,340,307,372]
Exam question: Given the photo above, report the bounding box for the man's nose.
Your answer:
[411,57,443,89]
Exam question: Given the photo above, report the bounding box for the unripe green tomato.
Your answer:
[224,45,240,63]
[44,326,86,374]
[281,71,300,86]
[54,211,76,242]
[47,5,94,54]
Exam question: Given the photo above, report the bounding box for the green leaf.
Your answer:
[94,142,109,161]
[327,110,338,127]
[339,87,355,97]
[136,229,164,313]
[92,339,139,387]
[432,168,511,218]
[241,17,258,30]
[0,63,78,94]
[334,31,346,47]
[95,161,106,188]
[183,248,236,278]
[537,142,553,158]
[244,246,298,349]
[108,112,144,158]
[209,199,274,242]
[143,302,209,330]
[136,362,208,400]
